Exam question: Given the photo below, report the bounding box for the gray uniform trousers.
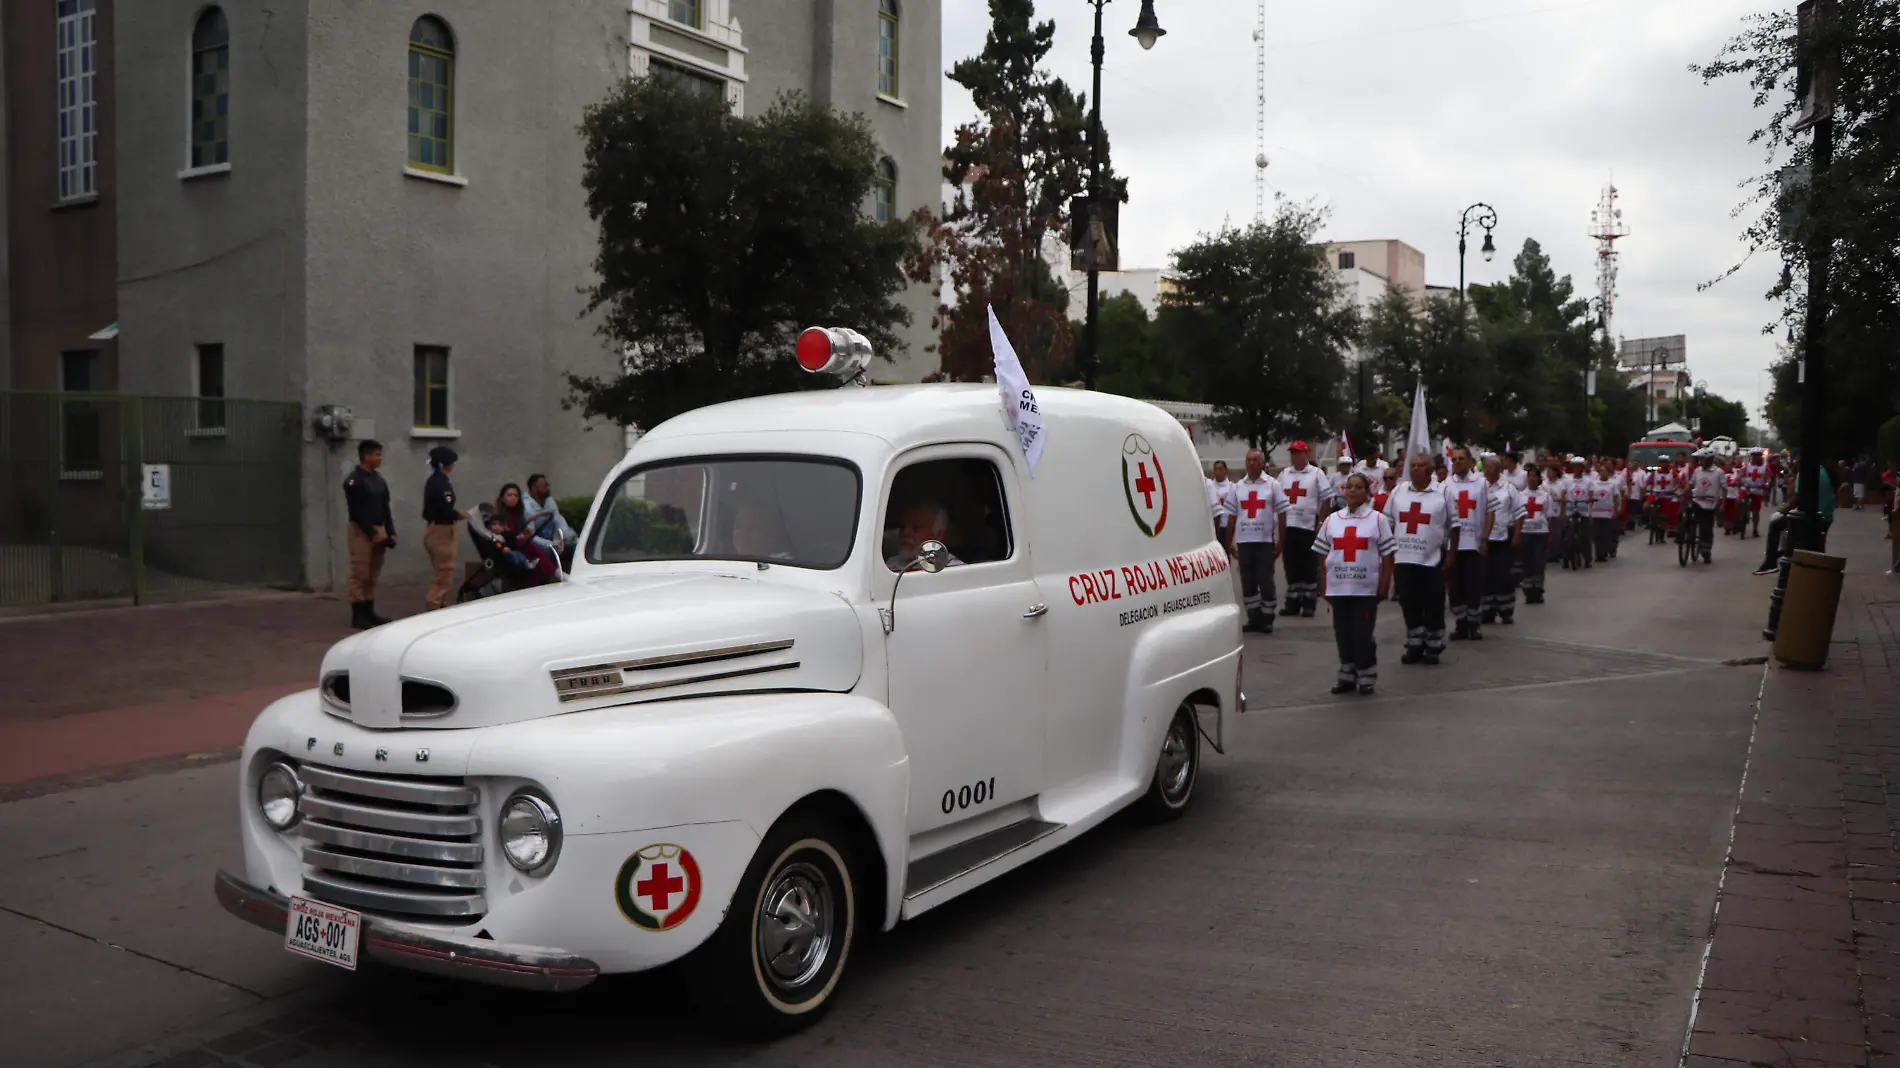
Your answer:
[1235,541,1276,631]
[1394,562,1447,657]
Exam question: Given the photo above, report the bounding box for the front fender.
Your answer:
[467,693,910,930]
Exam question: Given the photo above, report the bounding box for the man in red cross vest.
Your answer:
[1442,444,1491,640]
[1383,449,1452,663]
[1277,440,1336,617]
[1229,448,1286,633]
[1517,465,1553,604]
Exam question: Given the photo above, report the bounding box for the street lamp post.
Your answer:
[1457,202,1498,304]
[1081,0,1165,392]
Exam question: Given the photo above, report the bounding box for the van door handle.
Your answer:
[1023,603,1049,619]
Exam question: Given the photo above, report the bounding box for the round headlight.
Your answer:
[257,762,303,831]
[499,792,562,874]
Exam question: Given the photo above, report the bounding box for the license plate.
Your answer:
[284,895,361,971]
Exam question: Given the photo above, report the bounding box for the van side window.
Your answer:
[884,458,1013,571]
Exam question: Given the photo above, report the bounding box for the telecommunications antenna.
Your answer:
[1253,0,1268,221]
[1588,182,1629,336]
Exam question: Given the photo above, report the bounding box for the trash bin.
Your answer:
[1772,550,1847,670]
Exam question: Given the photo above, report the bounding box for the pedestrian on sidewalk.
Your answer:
[1384,451,1450,664]
[1443,445,1490,641]
[1277,440,1334,618]
[1854,455,1876,510]
[524,474,578,572]
[1518,466,1552,605]
[1755,457,1837,574]
[422,446,469,611]
[1482,455,1519,626]
[1317,472,1396,695]
[1230,449,1286,634]
[343,439,396,629]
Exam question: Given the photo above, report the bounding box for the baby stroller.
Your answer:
[455,502,545,603]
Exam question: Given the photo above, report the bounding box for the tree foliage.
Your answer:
[1696,0,1900,459]
[914,0,1125,382]
[1160,201,1359,448]
[566,79,920,430]
[1070,292,1195,401]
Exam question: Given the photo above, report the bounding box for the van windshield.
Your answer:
[586,457,862,571]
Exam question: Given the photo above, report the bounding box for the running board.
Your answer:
[904,817,1064,900]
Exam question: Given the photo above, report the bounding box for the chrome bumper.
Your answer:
[214,870,599,992]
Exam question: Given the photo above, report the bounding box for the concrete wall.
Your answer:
[297,0,625,591]
[1325,239,1424,301]
[735,0,942,383]
[115,0,309,407]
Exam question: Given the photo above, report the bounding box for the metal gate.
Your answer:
[0,392,303,607]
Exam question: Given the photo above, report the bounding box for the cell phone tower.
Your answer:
[1588,182,1628,336]
[1253,0,1267,221]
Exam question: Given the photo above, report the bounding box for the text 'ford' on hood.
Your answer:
[316,573,865,729]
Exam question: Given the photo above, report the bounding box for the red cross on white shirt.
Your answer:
[1455,490,1476,518]
[1524,497,1544,519]
[1284,481,1308,505]
[1240,491,1266,518]
[1398,501,1428,534]
[1335,524,1370,562]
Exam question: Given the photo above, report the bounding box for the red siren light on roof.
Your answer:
[794,326,874,385]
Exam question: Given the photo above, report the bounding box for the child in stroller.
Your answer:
[455,484,562,602]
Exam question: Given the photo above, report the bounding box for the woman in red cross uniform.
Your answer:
[1317,471,1397,695]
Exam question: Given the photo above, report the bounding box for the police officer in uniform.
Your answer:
[1384,450,1451,664]
[1442,445,1490,640]
[1229,449,1286,634]
[1277,440,1335,617]
[343,439,396,629]
[422,445,469,611]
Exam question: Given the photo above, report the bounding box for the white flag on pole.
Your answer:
[1407,381,1432,458]
[988,306,1046,477]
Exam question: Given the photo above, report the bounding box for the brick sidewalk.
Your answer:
[1687,515,1900,1067]
[0,585,423,791]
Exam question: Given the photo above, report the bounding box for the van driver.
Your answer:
[887,503,966,571]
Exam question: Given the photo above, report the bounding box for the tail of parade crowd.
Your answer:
[339,440,579,630]
[1208,440,1862,698]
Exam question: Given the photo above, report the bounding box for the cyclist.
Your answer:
[1686,449,1722,564]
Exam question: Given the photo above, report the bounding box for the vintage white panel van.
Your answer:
[216,364,1243,1031]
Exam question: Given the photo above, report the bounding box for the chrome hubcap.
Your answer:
[1159,711,1195,802]
[757,860,834,992]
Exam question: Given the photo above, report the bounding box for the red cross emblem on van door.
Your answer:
[1335,524,1370,562]
[1398,501,1428,534]
[1120,434,1170,538]
[1241,491,1266,519]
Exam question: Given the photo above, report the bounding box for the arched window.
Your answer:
[873,158,897,223]
[878,0,900,98]
[190,7,230,168]
[407,16,455,173]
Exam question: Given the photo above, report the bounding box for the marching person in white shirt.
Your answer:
[1277,440,1336,618]
[1384,450,1452,665]
[1588,460,1619,564]
[1517,466,1553,605]
[1206,460,1237,551]
[1443,445,1491,641]
[1481,454,1520,626]
[1228,449,1287,635]
[1316,471,1397,695]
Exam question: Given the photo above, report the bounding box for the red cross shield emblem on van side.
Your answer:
[1121,433,1169,538]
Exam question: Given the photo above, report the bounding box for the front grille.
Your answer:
[298,763,487,923]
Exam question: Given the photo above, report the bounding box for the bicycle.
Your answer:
[1680,501,1714,566]
[1645,497,1666,544]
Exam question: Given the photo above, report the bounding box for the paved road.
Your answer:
[2,521,1782,1068]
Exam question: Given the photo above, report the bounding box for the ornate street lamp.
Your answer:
[1081,0,1165,391]
[1457,202,1498,304]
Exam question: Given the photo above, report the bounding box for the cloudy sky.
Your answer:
[940,0,1791,420]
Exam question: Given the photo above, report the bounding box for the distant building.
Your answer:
[1324,240,1426,302]
[1617,335,1691,406]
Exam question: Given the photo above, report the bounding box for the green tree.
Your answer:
[1659,391,1751,442]
[564,80,920,430]
[1363,287,1492,448]
[1068,292,1193,401]
[1467,239,1603,454]
[1697,1,1900,461]
[915,0,1125,382]
[1161,201,1359,448]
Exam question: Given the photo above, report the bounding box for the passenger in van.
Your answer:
[886,503,966,571]
[730,502,795,561]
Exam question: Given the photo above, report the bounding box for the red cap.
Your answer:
[1289,440,1310,452]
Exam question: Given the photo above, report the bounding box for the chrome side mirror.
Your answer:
[916,540,950,574]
